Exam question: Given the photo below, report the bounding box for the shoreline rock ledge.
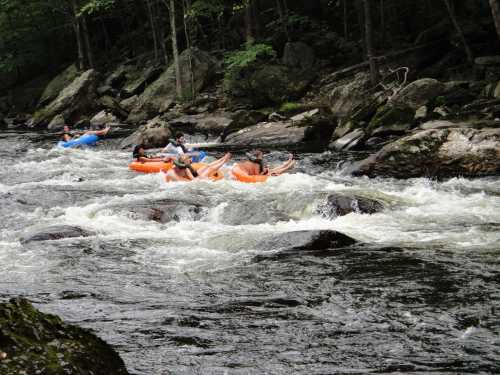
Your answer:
[349,125,500,179]
[0,298,129,375]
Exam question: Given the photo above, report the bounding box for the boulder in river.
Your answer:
[31,69,99,127]
[47,114,66,131]
[0,297,129,375]
[120,116,172,149]
[37,64,79,108]
[316,193,385,218]
[168,113,233,136]
[90,110,120,127]
[127,199,207,223]
[20,225,95,244]
[256,230,357,251]
[221,110,267,141]
[350,126,500,178]
[224,111,335,150]
[127,48,217,123]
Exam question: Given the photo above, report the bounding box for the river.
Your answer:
[0,130,499,374]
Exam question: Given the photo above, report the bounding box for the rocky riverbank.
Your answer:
[2,44,500,179]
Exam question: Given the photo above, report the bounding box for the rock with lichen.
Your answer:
[0,298,129,375]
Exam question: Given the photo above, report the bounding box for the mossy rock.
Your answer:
[38,65,79,107]
[367,104,414,134]
[0,298,129,375]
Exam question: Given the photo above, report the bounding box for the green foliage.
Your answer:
[280,102,304,113]
[188,0,224,18]
[224,43,276,74]
[80,0,116,16]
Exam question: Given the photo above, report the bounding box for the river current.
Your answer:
[1,130,499,374]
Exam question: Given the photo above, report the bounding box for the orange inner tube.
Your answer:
[231,166,268,183]
[129,161,173,173]
[164,163,224,182]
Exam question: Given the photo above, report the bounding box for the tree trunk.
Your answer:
[489,0,500,41]
[363,0,379,85]
[71,0,85,70]
[146,0,159,62]
[81,15,94,68]
[169,0,183,98]
[245,0,254,44]
[443,0,474,65]
[343,0,348,38]
[182,0,195,100]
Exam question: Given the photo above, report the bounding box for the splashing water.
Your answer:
[1,132,499,374]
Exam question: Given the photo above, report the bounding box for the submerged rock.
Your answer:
[20,225,95,244]
[316,193,385,218]
[0,298,129,375]
[256,230,357,251]
[127,199,207,223]
[350,126,500,178]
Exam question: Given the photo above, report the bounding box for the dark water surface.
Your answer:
[1,131,499,374]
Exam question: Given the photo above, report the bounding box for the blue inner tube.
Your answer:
[191,151,206,163]
[58,134,100,149]
[160,151,206,162]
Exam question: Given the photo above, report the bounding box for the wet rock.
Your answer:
[169,113,233,135]
[127,48,217,123]
[256,230,357,251]
[350,127,500,178]
[282,41,315,69]
[20,225,95,244]
[0,298,129,375]
[37,64,79,107]
[223,121,306,149]
[127,200,207,223]
[316,193,385,218]
[120,116,171,149]
[90,110,119,127]
[221,110,267,141]
[47,114,66,131]
[329,129,364,151]
[31,69,99,127]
